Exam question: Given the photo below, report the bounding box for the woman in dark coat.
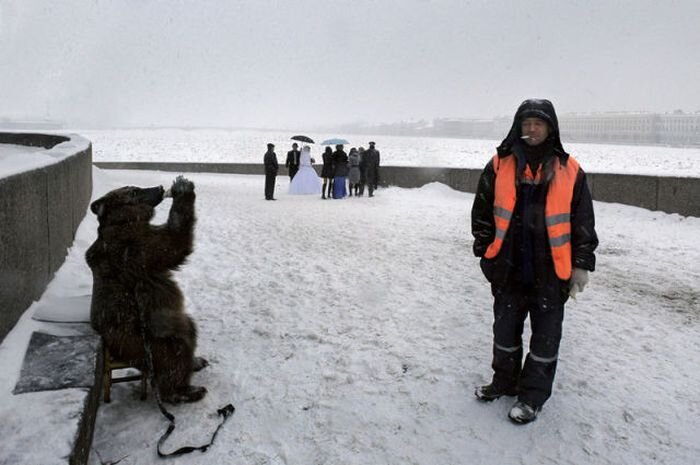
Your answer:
[332,144,349,199]
[321,146,334,199]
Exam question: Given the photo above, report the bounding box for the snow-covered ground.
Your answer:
[3,166,697,464]
[79,128,700,177]
[1,129,699,464]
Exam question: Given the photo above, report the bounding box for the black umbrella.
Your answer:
[291,135,314,144]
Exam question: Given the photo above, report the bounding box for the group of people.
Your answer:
[264,99,598,426]
[263,141,380,200]
[318,142,380,199]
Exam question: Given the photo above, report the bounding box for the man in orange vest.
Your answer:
[471,99,598,424]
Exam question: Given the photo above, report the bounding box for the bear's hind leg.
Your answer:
[193,356,209,372]
[150,336,207,403]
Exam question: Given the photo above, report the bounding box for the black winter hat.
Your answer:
[497,99,567,157]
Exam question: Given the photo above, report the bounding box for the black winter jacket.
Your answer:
[264,151,279,175]
[333,150,349,177]
[471,151,598,294]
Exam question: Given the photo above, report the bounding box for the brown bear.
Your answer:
[86,176,207,403]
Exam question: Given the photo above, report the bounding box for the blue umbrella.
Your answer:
[321,138,349,145]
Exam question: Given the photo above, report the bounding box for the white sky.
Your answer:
[1,0,699,128]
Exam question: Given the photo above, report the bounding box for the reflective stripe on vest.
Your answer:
[483,153,579,280]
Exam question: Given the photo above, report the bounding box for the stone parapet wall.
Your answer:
[0,133,92,342]
[95,162,700,218]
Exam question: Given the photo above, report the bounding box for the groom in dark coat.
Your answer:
[285,143,301,180]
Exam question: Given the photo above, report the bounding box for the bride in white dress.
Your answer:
[289,145,322,195]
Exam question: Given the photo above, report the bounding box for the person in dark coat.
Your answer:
[368,141,380,190]
[263,143,279,200]
[471,99,598,424]
[321,146,335,199]
[362,143,380,197]
[285,143,300,180]
[357,147,367,196]
[332,144,349,199]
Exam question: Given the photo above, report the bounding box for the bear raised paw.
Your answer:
[86,176,207,403]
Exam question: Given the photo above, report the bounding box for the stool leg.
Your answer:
[140,371,148,401]
[103,350,112,403]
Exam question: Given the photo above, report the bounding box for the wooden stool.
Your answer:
[103,348,148,403]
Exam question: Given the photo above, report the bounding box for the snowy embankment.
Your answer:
[39,168,696,465]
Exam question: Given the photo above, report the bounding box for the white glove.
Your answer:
[568,268,589,300]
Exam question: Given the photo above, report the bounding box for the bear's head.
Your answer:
[90,185,165,225]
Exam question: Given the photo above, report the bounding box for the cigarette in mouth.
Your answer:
[521,135,531,139]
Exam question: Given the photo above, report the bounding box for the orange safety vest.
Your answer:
[483,153,580,280]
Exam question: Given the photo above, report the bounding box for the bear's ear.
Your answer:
[90,199,105,217]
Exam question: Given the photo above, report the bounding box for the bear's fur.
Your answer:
[86,176,207,403]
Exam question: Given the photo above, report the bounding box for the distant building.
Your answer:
[559,113,659,145]
[321,112,700,147]
[429,113,700,147]
[433,118,495,139]
[657,113,700,145]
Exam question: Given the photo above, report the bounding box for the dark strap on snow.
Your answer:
[156,403,235,458]
[135,282,235,458]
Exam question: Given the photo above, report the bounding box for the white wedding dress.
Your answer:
[289,147,322,195]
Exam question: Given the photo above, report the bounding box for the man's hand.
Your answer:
[568,268,589,299]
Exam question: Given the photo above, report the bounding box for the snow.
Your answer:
[1,131,699,464]
[0,306,93,465]
[0,143,55,177]
[79,128,700,177]
[0,135,91,178]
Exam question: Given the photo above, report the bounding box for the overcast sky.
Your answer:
[1,0,699,129]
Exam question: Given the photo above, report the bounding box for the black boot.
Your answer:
[474,383,518,402]
[322,182,326,199]
[508,401,541,424]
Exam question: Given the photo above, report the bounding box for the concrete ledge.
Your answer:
[0,321,103,465]
[588,173,659,212]
[0,133,92,343]
[94,161,700,217]
[12,329,103,465]
[657,176,700,217]
[0,132,96,462]
[72,369,102,465]
[0,168,50,339]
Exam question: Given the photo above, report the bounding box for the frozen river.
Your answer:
[77,128,700,177]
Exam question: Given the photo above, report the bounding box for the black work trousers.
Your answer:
[490,283,565,408]
[265,174,276,200]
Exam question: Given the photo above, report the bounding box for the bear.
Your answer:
[86,176,207,403]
